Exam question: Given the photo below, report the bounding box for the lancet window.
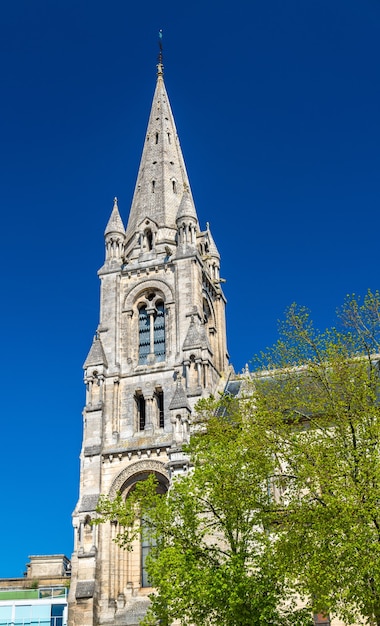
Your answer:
[138,296,166,364]
[155,389,164,428]
[135,392,146,431]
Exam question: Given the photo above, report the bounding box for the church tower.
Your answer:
[68,54,229,626]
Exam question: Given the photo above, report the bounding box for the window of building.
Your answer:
[145,229,153,251]
[155,389,164,428]
[51,604,65,626]
[153,302,165,362]
[138,299,166,365]
[138,306,150,364]
[141,517,155,587]
[135,393,146,431]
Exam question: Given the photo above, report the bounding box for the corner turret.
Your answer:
[104,197,125,264]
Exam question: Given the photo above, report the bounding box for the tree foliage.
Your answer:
[96,399,312,626]
[251,289,380,625]
[97,290,380,626]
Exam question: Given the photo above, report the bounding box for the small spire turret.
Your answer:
[104,197,125,264]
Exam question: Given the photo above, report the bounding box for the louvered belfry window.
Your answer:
[138,299,166,364]
[138,306,150,364]
[154,302,165,361]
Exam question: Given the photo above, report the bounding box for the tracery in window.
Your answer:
[138,297,166,365]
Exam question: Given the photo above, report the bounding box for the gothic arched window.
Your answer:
[138,306,150,365]
[153,302,165,362]
[138,298,166,365]
[155,389,164,428]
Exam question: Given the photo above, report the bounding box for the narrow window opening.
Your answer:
[153,302,166,362]
[172,180,177,194]
[156,390,164,428]
[138,298,166,366]
[167,132,171,144]
[138,306,150,364]
[152,180,155,193]
[137,394,146,431]
[140,476,168,586]
[155,132,159,144]
[146,229,153,251]
[141,517,154,586]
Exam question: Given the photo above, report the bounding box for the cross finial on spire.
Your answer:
[113,197,118,207]
[157,29,164,77]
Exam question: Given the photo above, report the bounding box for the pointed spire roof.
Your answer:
[183,315,211,351]
[104,197,125,237]
[206,222,220,259]
[176,185,198,222]
[125,65,199,244]
[83,335,108,368]
[169,377,191,411]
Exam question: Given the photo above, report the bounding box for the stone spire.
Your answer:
[124,65,198,247]
[104,197,125,237]
[176,185,198,222]
[206,222,220,259]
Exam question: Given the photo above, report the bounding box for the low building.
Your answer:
[0,555,70,626]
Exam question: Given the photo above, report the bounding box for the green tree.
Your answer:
[97,290,380,625]
[251,290,380,625]
[96,400,312,626]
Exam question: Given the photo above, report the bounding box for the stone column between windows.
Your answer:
[112,378,120,437]
[87,379,93,405]
[203,361,209,388]
[147,306,156,359]
[99,375,104,405]
[125,310,133,365]
[183,360,190,388]
[145,395,154,433]
[195,358,202,387]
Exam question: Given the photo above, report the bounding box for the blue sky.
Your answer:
[0,0,379,577]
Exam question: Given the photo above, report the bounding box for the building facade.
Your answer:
[68,59,230,626]
[0,555,70,626]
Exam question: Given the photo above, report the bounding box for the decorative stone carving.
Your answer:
[108,459,170,500]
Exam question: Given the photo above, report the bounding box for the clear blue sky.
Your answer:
[0,0,379,577]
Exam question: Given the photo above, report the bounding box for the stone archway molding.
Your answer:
[108,459,170,500]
